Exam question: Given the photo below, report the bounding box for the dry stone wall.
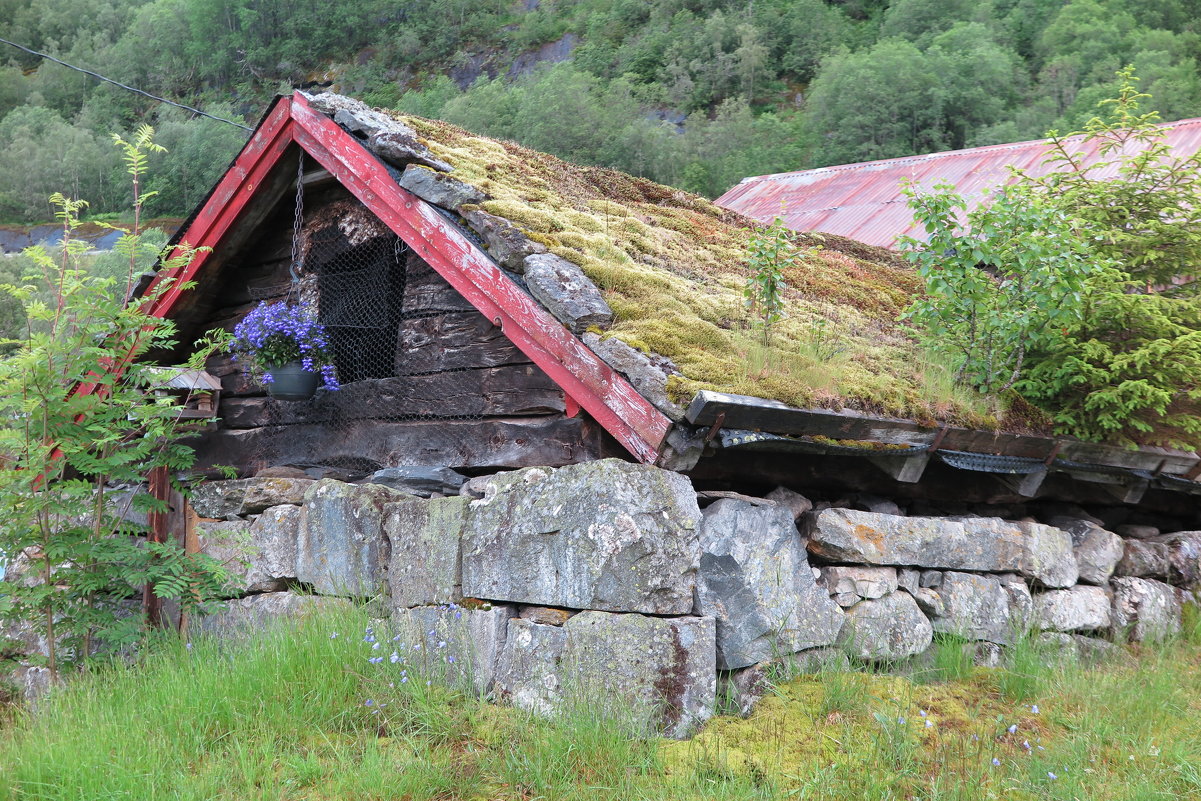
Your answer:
[188,461,1200,729]
[8,459,1200,731]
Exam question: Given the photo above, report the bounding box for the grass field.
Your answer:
[1,605,1199,801]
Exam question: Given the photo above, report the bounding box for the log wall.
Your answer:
[192,185,624,476]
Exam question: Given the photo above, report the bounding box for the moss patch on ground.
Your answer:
[398,114,1001,429]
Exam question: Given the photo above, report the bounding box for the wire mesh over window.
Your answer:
[308,226,407,383]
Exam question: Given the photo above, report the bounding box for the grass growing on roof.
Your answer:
[399,114,1003,429]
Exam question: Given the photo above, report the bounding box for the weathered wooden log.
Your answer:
[217,366,565,427]
[190,415,616,475]
[399,312,530,373]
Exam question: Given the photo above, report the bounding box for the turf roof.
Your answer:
[393,112,999,432]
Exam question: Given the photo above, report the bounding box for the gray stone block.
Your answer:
[927,571,1016,644]
[1111,576,1182,642]
[840,591,933,661]
[522,253,613,334]
[386,496,469,608]
[365,465,468,498]
[582,333,684,421]
[393,603,516,695]
[190,477,314,519]
[196,592,349,636]
[461,460,701,614]
[398,165,486,210]
[461,208,546,270]
[1034,586,1111,633]
[697,500,844,669]
[197,504,300,594]
[297,480,408,597]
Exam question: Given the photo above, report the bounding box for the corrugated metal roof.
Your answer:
[717,118,1201,248]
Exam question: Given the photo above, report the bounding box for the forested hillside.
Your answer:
[3,0,1201,222]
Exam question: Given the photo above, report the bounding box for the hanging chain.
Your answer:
[287,150,306,302]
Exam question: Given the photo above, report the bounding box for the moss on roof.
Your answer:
[398,113,1000,430]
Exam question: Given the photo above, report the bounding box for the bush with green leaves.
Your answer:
[0,126,230,680]
[903,69,1201,447]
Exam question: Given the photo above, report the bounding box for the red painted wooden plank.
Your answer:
[288,93,672,462]
[143,100,296,317]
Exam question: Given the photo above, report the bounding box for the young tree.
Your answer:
[0,127,229,680]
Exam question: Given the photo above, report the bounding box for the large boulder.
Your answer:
[195,592,349,636]
[923,571,1015,644]
[696,500,844,669]
[1056,519,1123,585]
[461,460,701,614]
[495,612,716,738]
[297,480,408,597]
[561,611,718,738]
[1111,577,1181,642]
[196,504,301,594]
[807,510,1076,587]
[190,477,313,519]
[1034,586,1111,633]
[522,253,613,334]
[392,603,516,696]
[386,496,469,608]
[839,591,933,661]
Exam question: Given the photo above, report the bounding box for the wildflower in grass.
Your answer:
[925,720,933,728]
[364,634,376,644]
[1031,704,1039,714]
[898,716,906,724]
[364,699,374,707]
[1008,724,1018,734]
[1022,740,1031,751]
[368,656,383,664]
[330,632,339,639]
[992,758,1001,767]
[185,642,193,651]
[401,676,408,683]
[371,641,380,650]
[1048,772,1058,780]
[437,640,447,649]
[447,655,457,664]
[919,709,927,717]
[389,651,400,664]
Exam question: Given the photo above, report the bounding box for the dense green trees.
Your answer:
[3,0,1201,219]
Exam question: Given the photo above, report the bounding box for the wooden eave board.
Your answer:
[686,390,1200,476]
[132,93,673,465]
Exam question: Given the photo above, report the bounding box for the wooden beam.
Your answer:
[997,469,1048,498]
[866,452,930,483]
[287,93,672,463]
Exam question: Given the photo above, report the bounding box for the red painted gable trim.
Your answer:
[137,94,673,463]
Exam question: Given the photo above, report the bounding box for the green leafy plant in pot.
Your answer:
[231,301,340,400]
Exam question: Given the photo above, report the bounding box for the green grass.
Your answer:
[2,605,1201,800]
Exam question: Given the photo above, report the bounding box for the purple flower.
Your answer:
[390,652,401,664]
[1031,704,1039,714]
[364,699,374,707]
[1008,724,1018,734]
[368,656,383,664]
[231,301,340,391]
[992,758,1001,767]
[1047,772,1058,780]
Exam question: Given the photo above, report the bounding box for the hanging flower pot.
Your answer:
[229,302,341,401]
[265,361,321,401]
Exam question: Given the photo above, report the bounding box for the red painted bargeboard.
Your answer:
[135,94,672,464]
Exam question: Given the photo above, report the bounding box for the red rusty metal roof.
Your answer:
[717,117,1201,249]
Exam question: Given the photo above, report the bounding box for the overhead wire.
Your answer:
[0,37,253,131]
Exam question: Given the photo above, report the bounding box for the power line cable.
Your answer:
[0,37,253,131]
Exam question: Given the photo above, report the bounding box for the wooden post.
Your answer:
[144,466,170,628]
[178,499,200,640]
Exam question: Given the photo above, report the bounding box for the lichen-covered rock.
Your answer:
[494,618,569,715]
[298,480,408,597]
[190,477,314,519]
[304,92,394,136]
[367,128,454,172]
[462,208,546,270]
[563,611,716,739]
[364,465,468,498]
[998,573,1034,627]
[1034,586,1111,633]
[1111,577,1181,642]
[386,496,469,608]
[582,333,685,421]
[923,571,1015,643]
[1153,531,1201,588]
[461,460,701,614]
[1115,540,1170,581]
[1056,519,1123,585]
[197,504,301,594]
[820,566,898,607]
[398,164,485,210]
[806,510,1076,587]
[2,664,53,709]
[522,253,613,334]
[697,500,844,669]
[195,592,349,635]
[897,568,921,596]
[519,606,575,626]
[393,603,515,695]
[840,591,933,661]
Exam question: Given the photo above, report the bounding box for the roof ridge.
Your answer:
[742,116,1201,185]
